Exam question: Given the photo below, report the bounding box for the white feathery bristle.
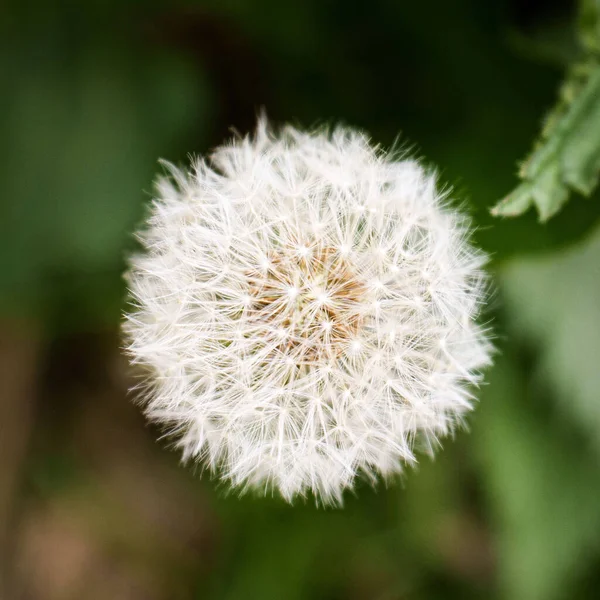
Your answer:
[123,119,492,505]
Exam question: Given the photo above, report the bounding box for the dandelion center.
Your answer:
[247,242,367,362]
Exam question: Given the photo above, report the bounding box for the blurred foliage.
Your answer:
[476,338,600,600]
[502,227,600,455]
[3,1,600,599]
[0,0,214,327]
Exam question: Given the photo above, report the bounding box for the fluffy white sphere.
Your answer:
[124,120,492,504]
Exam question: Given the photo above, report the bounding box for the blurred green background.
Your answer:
[2,0,600,599]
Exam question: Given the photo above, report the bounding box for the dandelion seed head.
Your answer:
[123,119,492,505]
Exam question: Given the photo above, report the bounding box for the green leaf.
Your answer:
[492,0,600,221]
[579,0,600,55]
[492,62,600,221]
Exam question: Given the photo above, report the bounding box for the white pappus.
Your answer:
[123,119,493,505]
